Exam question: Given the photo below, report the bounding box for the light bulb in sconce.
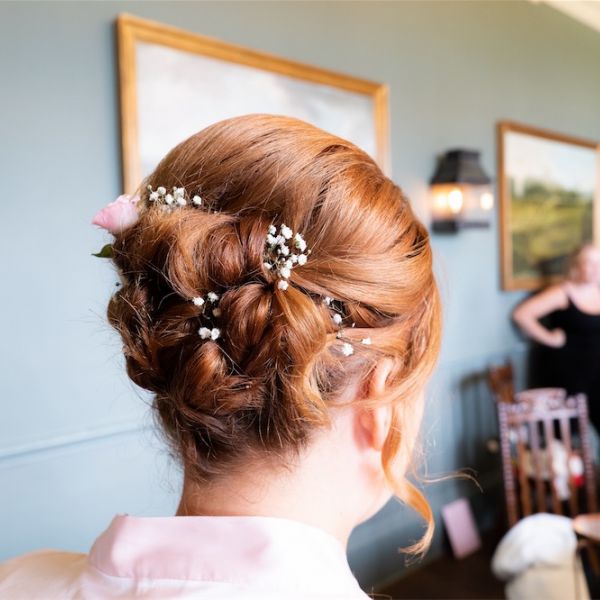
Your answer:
[480,191,494,211]
[433,192,448,211]
[429,149,494,233]
[448,188,464,213]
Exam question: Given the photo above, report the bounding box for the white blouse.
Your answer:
[0,514,370,599]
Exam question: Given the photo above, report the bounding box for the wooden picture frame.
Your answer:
[116,13,390,194]
[497,121,600,291]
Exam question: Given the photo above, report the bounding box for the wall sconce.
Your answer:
[429,149,494,233]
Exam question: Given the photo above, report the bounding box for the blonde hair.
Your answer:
[107,114,441,553]
[567,243,598,281]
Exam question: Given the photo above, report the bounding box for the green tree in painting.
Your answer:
[511,178,593,280]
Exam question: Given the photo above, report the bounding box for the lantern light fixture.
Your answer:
[429,149,494,233]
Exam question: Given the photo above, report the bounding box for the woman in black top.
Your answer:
[513,244,600,429]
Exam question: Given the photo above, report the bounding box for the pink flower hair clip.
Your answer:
[91,185,203,257]
[92,193,140,235]
[91,193,140,258]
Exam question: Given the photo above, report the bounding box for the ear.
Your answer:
[357,358,394,451]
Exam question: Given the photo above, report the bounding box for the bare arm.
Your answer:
[512,285,568,348]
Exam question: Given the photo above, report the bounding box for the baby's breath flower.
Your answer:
[294,233,307,252]
[361,337,372,345]
[341,342,354,356]
[332,313,343,325]
[264,224,309,292]
[207,292,219,302]
[146,185,206,211]
[198,326,221,340]
[192,296,205,307]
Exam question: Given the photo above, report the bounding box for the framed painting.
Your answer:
[116,13,390,193]
[497,121,600,291]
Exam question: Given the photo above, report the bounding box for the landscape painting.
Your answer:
[498,121,600,291]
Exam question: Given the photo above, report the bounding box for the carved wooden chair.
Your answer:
[497,389,597,527]
[488,361,515,404]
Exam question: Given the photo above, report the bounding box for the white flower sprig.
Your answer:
[324,297,372,357]
[147,185,202,211]
[191,291,221,340]
[263,224,310,291]
[341,342,354,357]
[199,327,221,340]
[326,297,346,331]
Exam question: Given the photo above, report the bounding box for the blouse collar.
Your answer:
[88,514,366,597]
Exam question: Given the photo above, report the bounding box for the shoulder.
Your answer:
[540,283,570,306]
[513,284,568,318]
[0,550,87,599]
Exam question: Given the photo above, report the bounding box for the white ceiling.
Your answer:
[531,0,600,34]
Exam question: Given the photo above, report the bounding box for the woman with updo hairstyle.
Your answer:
[0,114,441,599]
[513,243,600,429]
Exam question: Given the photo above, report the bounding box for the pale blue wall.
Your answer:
[2,0,600,592]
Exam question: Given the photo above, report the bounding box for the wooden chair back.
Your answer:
[497,389,597,527]
[488,361,515,404]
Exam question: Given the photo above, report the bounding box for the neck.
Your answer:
[175,454,355,547]
[173,404,389,548]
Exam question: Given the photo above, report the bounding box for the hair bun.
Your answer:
[104,114,440,553]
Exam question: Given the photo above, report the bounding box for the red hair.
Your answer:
[107,114,441,553]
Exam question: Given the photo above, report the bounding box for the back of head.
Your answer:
[106,114,441,550]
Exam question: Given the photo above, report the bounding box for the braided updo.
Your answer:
[107,114,441,551]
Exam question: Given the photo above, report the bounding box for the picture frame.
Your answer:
[116,13,390,194]
[497,120,600,291]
